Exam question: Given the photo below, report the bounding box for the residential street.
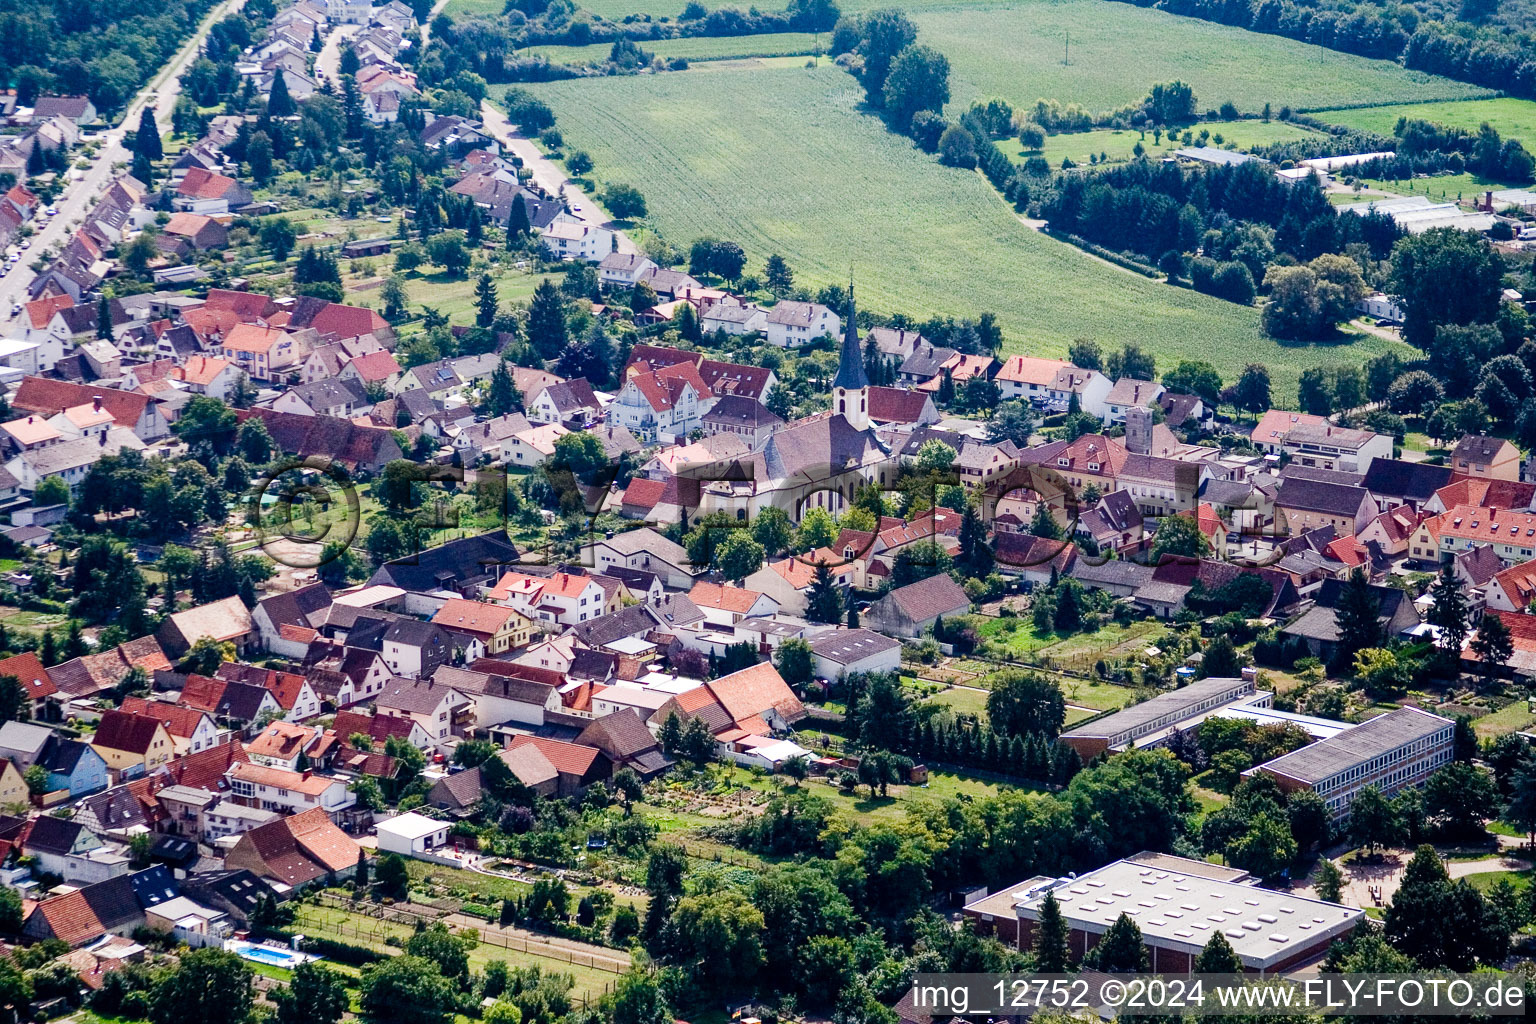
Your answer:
[0,0,248,318]
[479,99,639,255]
[315,22,361,85]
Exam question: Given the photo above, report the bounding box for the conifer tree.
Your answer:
[1032,890,1071,972]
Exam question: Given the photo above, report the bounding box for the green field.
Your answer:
[911,3,1486,114]
[1321,97,1536,151]
[1359,171,1531,201]
[997,119,1324,169]
[520,65,1401,398]
[526,31,821,63]
[442,0,505,18]
[344,265,557,323]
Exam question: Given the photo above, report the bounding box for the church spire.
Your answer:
[832,281,869,392]
[833,279,870,431]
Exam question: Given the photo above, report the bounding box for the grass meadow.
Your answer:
[524,31,822,63]
[910,3,1487,114]
[995,118,1325,169]
[517,64,1402,398]
[1320,96,1536,151]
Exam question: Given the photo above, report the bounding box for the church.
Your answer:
[691,289,899,523]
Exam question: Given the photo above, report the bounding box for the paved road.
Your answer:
[315,23,361,86]
[0,0,247,319]
[479,98,638,255]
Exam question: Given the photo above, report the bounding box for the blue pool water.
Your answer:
[228,942,311,967]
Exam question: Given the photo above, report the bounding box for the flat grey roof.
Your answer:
[1063,677,1251,740]
[1256,706,1451,785]
[808,627,901,664]
[967,853,1360,969]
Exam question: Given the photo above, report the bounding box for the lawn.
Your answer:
[996,119,1325,170]
[717,763,1025,824]
[292,903,625,1004]
[1051,676,1137,711]
[519,65,1401,399]
[1357,172,1528,203]
[340,261,557,325]
[1464,868,1534,893]
[976,615,1055,657]
[1321,97,1536,151]
[1472,700,1536,739]
[442,0,505,16]
[925,684,989,718]
[525,32,822,64]
[911,2,1488,115]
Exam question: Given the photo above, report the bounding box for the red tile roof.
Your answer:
[12,377,148,430]
[203,288,275,319]
[348,350,401,381]
[867,386,931,424]
[309,303,388,340]
[91,710,166,756]
[25,294,73,330]
[177,167,240,200]
[28,890,103,946]
[117,697,210,740]
[507,735,603,776]
[432,598,522,636]
[688,581,765,614]
[163,737,249,790]
[0,652,55,699]
[621,477,665,512]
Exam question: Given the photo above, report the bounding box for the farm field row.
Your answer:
[994,119,1325,170]
[525,31,821,63]
[516,65,1400,399]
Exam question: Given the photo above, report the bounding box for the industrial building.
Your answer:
[964,852,1363,974]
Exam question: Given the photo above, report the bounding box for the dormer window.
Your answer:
[1088,463,1100,472]
[1057,457,1069,467]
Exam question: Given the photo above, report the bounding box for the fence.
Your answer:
[313,893,631,976]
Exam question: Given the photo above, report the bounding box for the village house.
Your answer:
[225,761,356,820]
[764,300,839,348]
[224,806,360,887]
[89,710,175,777]
[116,698,222,755]
[1452,435,1522,481]
[430,598,534,655]
[375,677,473,747]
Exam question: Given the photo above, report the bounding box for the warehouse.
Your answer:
[964,852,1362,974]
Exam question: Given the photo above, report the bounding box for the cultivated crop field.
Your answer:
[526,31,821,63]
[1320,97,1536,151]
[519,65,1401,398]
[995,118,1324,168]
[915,2,1491,115]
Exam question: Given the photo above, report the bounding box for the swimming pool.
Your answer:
[225,939,322,968]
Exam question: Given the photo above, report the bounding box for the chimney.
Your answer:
[92,395,102,411]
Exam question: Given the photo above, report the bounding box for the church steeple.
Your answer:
[833,281,870,430]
